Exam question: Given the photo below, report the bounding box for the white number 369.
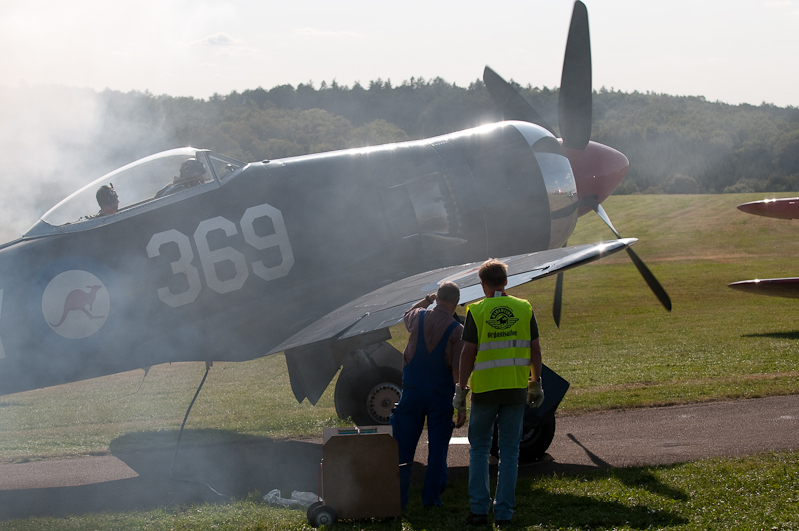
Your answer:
[146,202,294,308]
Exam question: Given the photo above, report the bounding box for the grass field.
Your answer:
[1,193,798,529]
[1,451,797,531]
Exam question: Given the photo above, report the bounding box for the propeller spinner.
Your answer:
[484,0,671,325]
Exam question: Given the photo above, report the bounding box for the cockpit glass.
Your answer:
[208,153,244,181]
[33,148,237,230]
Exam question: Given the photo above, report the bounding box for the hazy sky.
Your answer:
[1,0,797,107]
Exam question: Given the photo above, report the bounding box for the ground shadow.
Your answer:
[0,429,322,521]
[512,488,689,529]
[742,330,799,340]
[561,433,688,500]
[401,462,688,531]
[2,431,692,525]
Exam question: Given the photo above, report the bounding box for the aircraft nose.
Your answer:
[564,141,629,216]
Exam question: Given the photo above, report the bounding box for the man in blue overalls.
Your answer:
[390,281,465,509]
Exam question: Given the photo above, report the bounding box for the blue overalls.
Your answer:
[390,310,459,509]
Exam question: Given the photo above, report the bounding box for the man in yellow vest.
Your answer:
[454,259,544,526]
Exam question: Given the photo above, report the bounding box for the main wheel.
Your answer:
[310,504,337,527]
[348,367,402,425]
[519,413,556,462]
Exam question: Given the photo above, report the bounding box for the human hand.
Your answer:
[526,380,544,408]
[455,409,467,428]
[452,384,469,411]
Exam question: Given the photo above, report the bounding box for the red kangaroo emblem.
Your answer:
[49,285,105,327]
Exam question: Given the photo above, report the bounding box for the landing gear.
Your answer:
[335,366,402,426]
[361,368,403,424]
[519,412,556,461]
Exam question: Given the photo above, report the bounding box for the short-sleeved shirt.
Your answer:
[403,305,465,371]
[462,300,539,405]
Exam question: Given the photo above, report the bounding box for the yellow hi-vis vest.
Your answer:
[468,295,533,394]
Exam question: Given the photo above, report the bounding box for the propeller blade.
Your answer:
[558,0,592,151]
[483,66,555,135]
[594,204,672,311]
[595,203,621,239]
[553,272,564,328]
[625,247,672,311]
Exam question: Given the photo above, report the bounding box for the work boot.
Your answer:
[465,512,489,526]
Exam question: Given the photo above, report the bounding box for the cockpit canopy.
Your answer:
[25,148,244,237]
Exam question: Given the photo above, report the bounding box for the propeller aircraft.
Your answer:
[0,1,669,461]
[728,197,799,299]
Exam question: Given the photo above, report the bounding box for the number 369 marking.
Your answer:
[146,202,294,308]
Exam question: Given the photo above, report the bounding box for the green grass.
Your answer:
[0,356,350,463]
[2,451,797,530]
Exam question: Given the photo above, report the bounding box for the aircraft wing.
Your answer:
[270,238,636,354]
[738,197,799,219]
[728,278,799,299]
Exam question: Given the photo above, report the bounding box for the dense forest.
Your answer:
[92,77,799,196]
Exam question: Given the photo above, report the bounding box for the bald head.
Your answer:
[436,281,460,304]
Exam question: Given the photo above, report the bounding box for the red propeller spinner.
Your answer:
[565,142,630,217]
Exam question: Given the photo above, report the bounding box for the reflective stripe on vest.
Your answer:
[468,295,533,393]
[473,356,531,372]
[477,340,532,352]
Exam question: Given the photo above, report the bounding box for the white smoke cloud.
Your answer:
[0,85,175,243]
[0,85,101,242]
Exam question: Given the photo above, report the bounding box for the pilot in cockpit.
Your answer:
[155,158,208,199]
[95,185,119,217]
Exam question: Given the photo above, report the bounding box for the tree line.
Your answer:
[97,78,799,195]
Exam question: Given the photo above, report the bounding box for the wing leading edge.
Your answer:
[737,197,799,220]
[271,238,637,355]
[728,278,799,299]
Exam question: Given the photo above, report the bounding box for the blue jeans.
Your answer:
[468,401,525,521]
[391,387,454,508]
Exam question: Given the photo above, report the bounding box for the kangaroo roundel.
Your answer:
[42,270,110,339]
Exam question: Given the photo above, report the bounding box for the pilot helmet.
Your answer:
[96,185,118,208]
[179,159,207,182]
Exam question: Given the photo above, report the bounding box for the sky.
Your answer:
[1,0,798,107]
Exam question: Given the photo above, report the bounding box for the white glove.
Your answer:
[527,380,544,408]
[452,384,469,412]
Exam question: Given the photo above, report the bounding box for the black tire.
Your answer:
[306,501,323,523]
[519,413,556,462]
[350,367,403,426]
[311,505,337,527]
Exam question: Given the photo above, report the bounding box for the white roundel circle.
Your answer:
[41,270,110,339]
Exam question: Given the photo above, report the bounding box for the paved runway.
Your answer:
[0,395,797,521]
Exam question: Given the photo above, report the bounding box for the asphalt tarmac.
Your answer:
[0,395,797,521]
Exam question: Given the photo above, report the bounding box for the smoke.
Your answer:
[0,85,177,243]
